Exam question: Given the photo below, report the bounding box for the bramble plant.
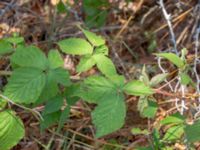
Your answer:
[0,28,200,150]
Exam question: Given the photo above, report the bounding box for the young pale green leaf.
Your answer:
[5,36,24,45]
[139,65,149,85]
[123,80,154,96]
[0,40,13,55]
[4,68,46,104]
[58,38,93,55]
[150,73,168,87]
[0,110,25,150]
[77,75,117,103]
[43,96,63,115]
[185,119,200,142]
[94,45,109,55]
[11,46,48,70]
[81,28,105,46]
[137,96,148,115]
[162,125,184,141]
[76,55,96,73]
[92,93,126,138]
[160,113,185,125]
[94,54,117,77]
[48,49,64,69]
[131,127,149,135]
[155,53,184,68]
[180,72,192,85]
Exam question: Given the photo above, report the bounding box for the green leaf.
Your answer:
[65,84,80,105]
[180,72,191,85]
[40,111,61,131]
[0,40,13,55]
[83,0,109,28]
[78,75,117,103]
[163,125,184,141]
[4,68,46,104]
[5,36,24,45]
[0,98,7,110]
[160,113,185,125]
[0,110,25,150]
[137,97,157,119]
[123,80,154,96]
[58,38,93,55]
[155,53,184,68]
[81,28,105,46]
[185,120,200,142]
[50,68,71,86]
[152,129,163,149]
[142,100,158,119]
[92,93,126,137]
[76,55,96,73]
[11,46,48,70]
[35,68,70,104]
[93,54,117,77]
[57,1,66,13]
[150,73,168,87]
[36,72,58,104]
[131,127,149,135]
[43,96,63,115]
[48,49,64,69]
[94,45,109,55]
[57,106,71,132]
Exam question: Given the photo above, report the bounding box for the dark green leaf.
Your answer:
[43,96,63,115]
[40,111,61,131]
[185,120,200,142]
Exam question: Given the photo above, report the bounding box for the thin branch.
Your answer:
[159,0,178,55]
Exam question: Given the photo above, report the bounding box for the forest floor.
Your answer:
[0,0,199,149]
